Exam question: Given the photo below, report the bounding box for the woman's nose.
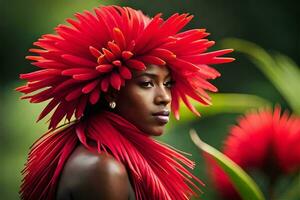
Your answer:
[154,86,171,105]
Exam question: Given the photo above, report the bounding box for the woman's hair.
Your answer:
[83,92,109,118]
[83,96,104,117]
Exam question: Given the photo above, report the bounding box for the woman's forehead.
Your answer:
[133,65,171,78]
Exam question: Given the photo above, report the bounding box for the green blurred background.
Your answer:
[1,0,299,199]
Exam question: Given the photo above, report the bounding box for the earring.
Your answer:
[109,101,116,109]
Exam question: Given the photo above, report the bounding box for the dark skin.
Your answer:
[56,65,172,199]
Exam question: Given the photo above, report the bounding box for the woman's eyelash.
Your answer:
[164,80,175,87]
[139,80,175,88]
[140,81,153,87]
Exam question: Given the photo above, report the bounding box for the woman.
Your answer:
[17,5,233,200]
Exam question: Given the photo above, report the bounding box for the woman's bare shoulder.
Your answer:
[56,145,130,200]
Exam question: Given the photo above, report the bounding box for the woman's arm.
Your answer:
[56,145,131,200]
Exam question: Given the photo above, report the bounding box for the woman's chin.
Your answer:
[147,126,165,136]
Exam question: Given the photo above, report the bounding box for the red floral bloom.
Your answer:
[208,107,300,199]
[16,5,233,129]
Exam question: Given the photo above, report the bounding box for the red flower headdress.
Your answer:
[16,5,234,129]
[208,107,300,199]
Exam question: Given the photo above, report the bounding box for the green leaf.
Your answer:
[221,38,300,115]
[190,129,265,200]
[171,93,271,124]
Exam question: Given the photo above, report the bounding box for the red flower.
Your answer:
[16,5,234,129]
[208,107,300,199]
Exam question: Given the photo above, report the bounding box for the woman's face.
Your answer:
[114,65,172,136]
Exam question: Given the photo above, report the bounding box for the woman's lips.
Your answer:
[153,115,169,124]
[152,110,170,124]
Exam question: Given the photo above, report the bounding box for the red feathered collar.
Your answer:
[20,111,203,200]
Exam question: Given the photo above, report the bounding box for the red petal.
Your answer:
[112,60,122,67]
[171,89,180,120]
[102,48,115,62]
[168,58,198,71]
[61,54,97,67]
[26,87,53,103]
[37,98,60,122]
[113,28,126,50]
[55,40,86,56]
[97,54,107,64]
[49,101,68,129]
[196,65,220,79]
[175,39,209,55]
[26,56,44,61]
[20,69,61,80]
[101,77,109,92]
[56,24,91,47]
[134,14,163,53]
[66,100,77,121]
[176,29,209,44]
[107,41,121,57]
[137,55,166,66]
[61,68,94,76]
[110,73,122,90]
[119,66,132,79]
[75,96,88,118]
[176,28,206,38]
[72,72,99,81]
[66,18,81,30]
[179,91,200,117]
[96,64,114,73]
[76,121,88,146]
[199,49,234,58]
[42,33,63,41]
[126,59,146,70]
[89,46,102,58]
[207,57,235,64]
[65,87,83,101]
[53,79,80,93]
[22,77,60,93]
[149,48,176,61]
[89,88,100,104]
[121,51,133,60]
[181,49,234,64]
[175,76,211,105]
[82,79,100,94]
[126,40,136,51]
[32,61,69,69]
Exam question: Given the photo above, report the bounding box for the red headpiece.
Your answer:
[16,5,234,129]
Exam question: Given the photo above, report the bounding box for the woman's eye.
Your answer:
[164,80,174,88]
[140,81,153,88]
